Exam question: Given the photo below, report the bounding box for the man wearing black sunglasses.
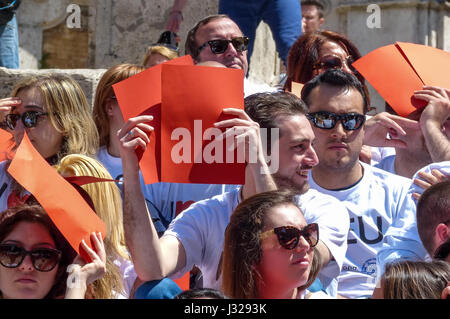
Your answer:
[302,69,427,299]
[120,91,349,298]
[184,14,277,97]
[185,14,249,76]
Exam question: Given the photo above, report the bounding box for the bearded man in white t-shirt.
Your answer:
[301,69,428,299]
[118,91,349,298]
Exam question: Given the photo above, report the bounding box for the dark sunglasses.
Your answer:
[0,244,61,272]
[314,55,358,74]
[307,111,366,131]
[260,223,319,250]
[5,111,49,130]
[198,36,249,55]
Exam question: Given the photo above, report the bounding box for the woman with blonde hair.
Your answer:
[56,154,137,298]
[142,45,178,68]
[222,190,326,299]
[0,73,99,211]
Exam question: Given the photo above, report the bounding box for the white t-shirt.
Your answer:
[374,155,396,175]
[308,162,419,299]
[164,187,349,297]
[244,78,277,97]
[113,257,138,299]
[96,146,238,234]
[376,161,450,281]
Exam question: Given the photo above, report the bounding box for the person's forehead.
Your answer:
[302,5,319,15]
[309,84,364,113]
[265,204,306,229]
[319,41,349,57]
[196,18,243,42]
[277,114,314,139]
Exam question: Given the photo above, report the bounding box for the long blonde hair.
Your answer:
[11,74,99,161]
[56,154,129,299]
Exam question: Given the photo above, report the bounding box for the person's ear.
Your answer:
[435,223,449,243]
[105,100,115,117]
[319,18,324,27]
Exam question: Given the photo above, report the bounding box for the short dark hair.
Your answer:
[245,91,308,129]
[175,288,228,299]
[417,181,450,255]
[301,69,369,114]
[185,14,231,60]
[301,0,325,18]
[244,91,309,153]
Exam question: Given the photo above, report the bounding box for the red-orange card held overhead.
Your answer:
[112,55,194,183]
[7,134,106,262]
[113,55,194,121]
[160,64,245,185]
[352,42,450,117]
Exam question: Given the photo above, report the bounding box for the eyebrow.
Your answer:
[2,239,55,248]
[11,104,44,112]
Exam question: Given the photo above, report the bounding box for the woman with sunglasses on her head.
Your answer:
[0,74,99,211]
[0,204,106,299]
[222,190,330,299]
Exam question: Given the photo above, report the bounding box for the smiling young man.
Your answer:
[301,69,427,299]
[120,92,349,298]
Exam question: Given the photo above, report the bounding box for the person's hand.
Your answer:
[363,112,420,148]
[166,11,183,33]
[68,232,107,287]
[359,145,372,164]
[116,115,154,169]
[412,169,450,200]
[0,97,21,123]
[213,108,264,165]
[414,86,450,128]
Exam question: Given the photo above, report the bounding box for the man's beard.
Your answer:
[273,174,310,195]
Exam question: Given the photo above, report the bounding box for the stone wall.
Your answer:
[0,67,105,109]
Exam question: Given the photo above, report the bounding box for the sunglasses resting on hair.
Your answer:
[260,223,319,250]
[198,36,249,55]
[307,111,365,131]
[5,111,49,130]
[0,243,61,272]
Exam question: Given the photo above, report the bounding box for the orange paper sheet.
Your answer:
[353,42,450,117]
[113,55,194,121]
[7,134,106,261]
[0,129,15,162]
[160,64,245,184]
[113,61,245,185]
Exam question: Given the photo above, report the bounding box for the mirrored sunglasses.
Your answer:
[5,111,49,130]
[307,111,365,131]
[0,243,61,272]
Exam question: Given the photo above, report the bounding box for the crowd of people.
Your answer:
[0,0,449,299]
